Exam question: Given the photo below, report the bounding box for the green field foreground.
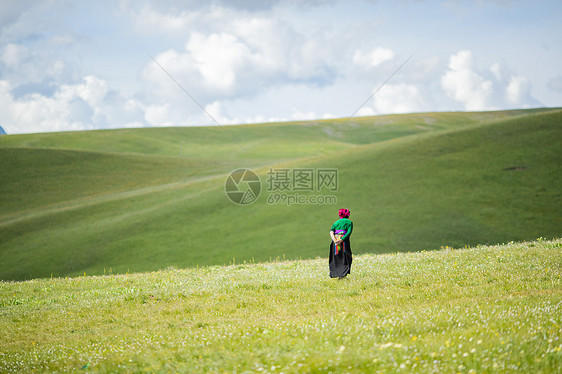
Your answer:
[1,239,560,373]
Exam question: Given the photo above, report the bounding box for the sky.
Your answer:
[0,0,561,134]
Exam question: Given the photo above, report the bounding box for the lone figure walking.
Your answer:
[329,208,353,278]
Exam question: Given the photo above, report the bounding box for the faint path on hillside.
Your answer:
[0,174,225,228]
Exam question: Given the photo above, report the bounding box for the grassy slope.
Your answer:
[0,148,235,217]
[327,109,562,251]
[0,239,560,373]
[1,109,549,157]
[0,109,561,280]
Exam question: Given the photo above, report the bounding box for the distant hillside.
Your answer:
[0,126,6,135]
[0,108,561,280]
[1,108,552,157]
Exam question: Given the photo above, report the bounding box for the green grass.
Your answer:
[0,108,561,280]
[1,109,551,158]
[0,239,560,373]
[0,148,233,216]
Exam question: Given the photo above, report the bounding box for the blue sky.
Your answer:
[0,0,560,134]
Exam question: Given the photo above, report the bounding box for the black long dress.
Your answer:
[329,237,352,278]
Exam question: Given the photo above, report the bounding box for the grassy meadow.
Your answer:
[0,239,560,373]
[1,109,561,280]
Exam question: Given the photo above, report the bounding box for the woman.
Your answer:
[329,208,353,278]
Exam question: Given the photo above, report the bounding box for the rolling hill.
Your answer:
[0,108,561,280]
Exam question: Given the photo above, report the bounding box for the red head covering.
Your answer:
[338,208,350,218]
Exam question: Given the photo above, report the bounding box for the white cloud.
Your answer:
[291,110,317,121]
[0,76,145,134]
[506,76,531,105]
[203,100,236,125]
[490,62,503,81]
[356,106,376,117]
[0,1,555,134]
[144,103,174,127]
[128,4,194,33]
[448,50,473,71]
[65,76,108,108]
[441,50,494,111]
[441,50,541,111]
[142,49,198,91]
[187,32,251,93]
[1,43,30,68]
[125,3,235,35]
[141,13,338,107]
[373,83,427,114]
[0,42,75,90]
[353,47,395,69]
